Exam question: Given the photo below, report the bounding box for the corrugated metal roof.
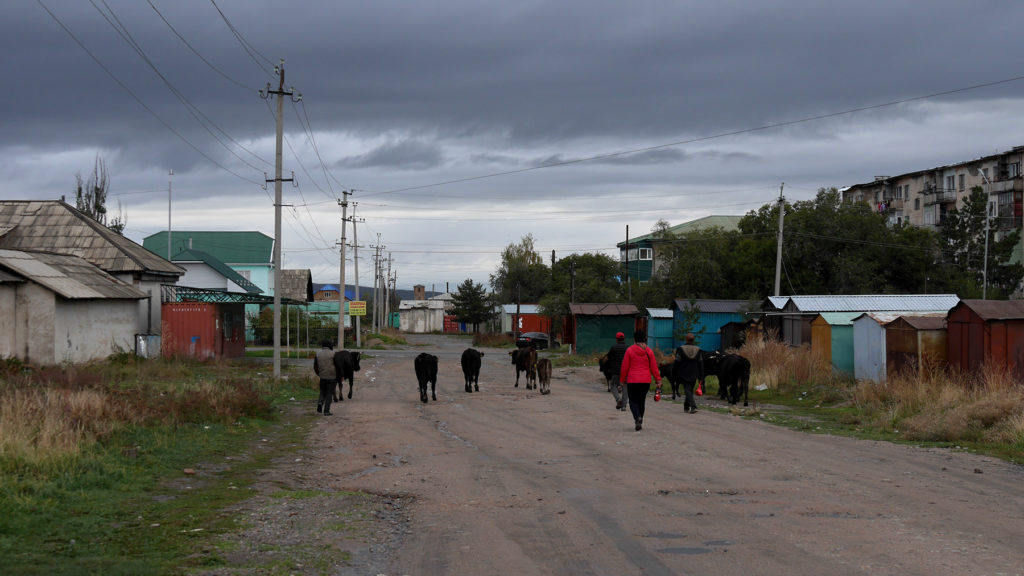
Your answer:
[569,303,640,316]
[853,311,947,325]
[501,304,543,314]
[893,315,947,330]
[953,299,1024,321]
[787,294,959,313]
[647,308,673,319]
[816,312,862,325]
[622,215,743,246]
[175,249,263,294]
[143,230,274,264]
[0,201,183,277]
[399,299,446,310]
[765,296,789,310]
[0,249,147,299]
[673,299,749,313]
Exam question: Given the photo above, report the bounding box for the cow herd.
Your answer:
[322,343,749,407]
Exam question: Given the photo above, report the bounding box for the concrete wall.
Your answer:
[0,285,17,358]
[53,298,137,363]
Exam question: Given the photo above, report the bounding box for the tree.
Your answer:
[75,154,126,234]
[450,279,495,333]
[489,234,550,303]
[940,186,1023,298]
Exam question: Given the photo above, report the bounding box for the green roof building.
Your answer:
[144,231,274,294]
[617,215,742,283]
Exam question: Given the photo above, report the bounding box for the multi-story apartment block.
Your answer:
[842,146,1024,234]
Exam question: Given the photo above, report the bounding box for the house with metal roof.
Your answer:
[777,294,959,347]
[566,303,641,354]
[617,215,743,283]
[498,304,551,335]
[0,200,183,342]
[671,298,751,351]
[143,230,273,294]
[947,299,1024,378]
[0,249,148,364]
[646,308,674,353]
[171,249,263,294]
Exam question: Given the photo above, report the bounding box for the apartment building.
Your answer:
[842,146,1024,232]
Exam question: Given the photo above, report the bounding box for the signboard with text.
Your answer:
[348,301,367,316]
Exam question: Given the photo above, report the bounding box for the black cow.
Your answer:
[658,361,682,400]
[414,353,439,403]
[599,353,611,390]
[536,358,552,395]
[704,351,751,406]
[461,348,484,393]
[332,350,361,402]
[509,347,538,389]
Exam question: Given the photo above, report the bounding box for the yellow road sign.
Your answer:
[348,300,367,316]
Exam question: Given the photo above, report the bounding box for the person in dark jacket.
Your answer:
[604,332,629,411]
[673,333,704,414]
[313,339,338,415]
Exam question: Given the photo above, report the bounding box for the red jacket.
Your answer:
[620,344,661,385]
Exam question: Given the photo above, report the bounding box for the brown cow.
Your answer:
[536,358,552,395]
[510,346,538,389]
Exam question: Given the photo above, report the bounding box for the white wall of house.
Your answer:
[178,263,228,290]
[114,274,163,336]
[0,285,18,358]
[399,307,444,333]
[53,298,137,363]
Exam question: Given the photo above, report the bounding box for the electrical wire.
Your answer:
[147,0,252,91]
[209,0,275,76]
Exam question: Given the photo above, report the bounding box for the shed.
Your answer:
[885,315,947,377]
[0,249,147,364]
[161,302,246,359]
[398,299,447,333]
[566,303,640,354]
[781,294,960,347]
[810,312,860,374]
[671,299,749,351]
[758,296,789,341]
[646,308,674,353]
[499,304,552,335]
[947,299,1024,377]
[852,313,901,382]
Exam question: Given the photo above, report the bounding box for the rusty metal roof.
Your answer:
[0,249,147,299]
[893,314,947,331]
[0,200,183,277]
[953,299,1024,321]
[569,303,640,316]
[673,299,750,313]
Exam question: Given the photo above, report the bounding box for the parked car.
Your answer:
[516,332,559,349]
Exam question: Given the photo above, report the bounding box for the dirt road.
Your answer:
[276,334,1023,575]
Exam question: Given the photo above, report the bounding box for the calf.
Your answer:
[536,358,552,395]
[509,347,538,389]
[414,353,439,403]
[332,350,361,402]
[460,348,484,393]
[704,351,751,406]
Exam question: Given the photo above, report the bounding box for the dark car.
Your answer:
[516,332,559,349]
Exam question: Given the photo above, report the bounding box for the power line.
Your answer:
[146,0,252,91]
[209,0,275,75]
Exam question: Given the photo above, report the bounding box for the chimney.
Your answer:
[414,284,425,300]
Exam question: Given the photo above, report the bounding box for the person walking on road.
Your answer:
[313,339,338,416]
[605,332,629,412]
[673,333,705,414]
[620,329,661,431]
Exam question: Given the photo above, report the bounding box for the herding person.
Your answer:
[313,339,338,415]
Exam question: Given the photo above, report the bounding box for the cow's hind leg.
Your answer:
[347,379,353,399]
[431,381,437,401]
[419,385,428,404]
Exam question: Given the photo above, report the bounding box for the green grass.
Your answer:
[0,372,318,575]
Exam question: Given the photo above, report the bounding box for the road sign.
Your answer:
[348,300,367,316]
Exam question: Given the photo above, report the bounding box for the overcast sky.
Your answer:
[5,1,1024,292]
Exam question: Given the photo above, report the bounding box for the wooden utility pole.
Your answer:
[337,191,350,348]
[259,60,299,378]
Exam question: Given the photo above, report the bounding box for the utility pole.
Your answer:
[624,225,631,300]
[352,203,363,347]
[167,169,173,258]
[337,191,350,348]
[259,60,300,378]
[774,182,785,297]
[979,171,992,300]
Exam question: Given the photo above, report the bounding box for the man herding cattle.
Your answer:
[672,333,704,414]
[603,332,629,412]
[313,339,338,416]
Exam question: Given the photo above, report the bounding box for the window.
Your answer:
[924,209,934,226]
[983,167,990,180]
[946,175,955,191]
[1010,163,1021,178]
[638,248,652,260]
[238,270,251,280]
[914,198,920,210]
[958,174,965,191]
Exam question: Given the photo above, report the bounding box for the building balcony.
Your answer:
[923,189,957,206]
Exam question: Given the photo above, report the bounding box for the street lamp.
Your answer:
[978,168,993,299]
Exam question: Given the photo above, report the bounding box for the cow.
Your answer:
[509,346,538,389]
[599,353,611,390]
[658,361,682,400]
[536,358,552,395]
[332,350,361,402]
[414,353,439,403]
[460,348,484,393]
[704,351,751,406]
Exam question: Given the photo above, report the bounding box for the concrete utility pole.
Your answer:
[337,191,350,348]
[979,172,993,300]
[624,225,631,300]
[774,182,785,297]
[259,60,300,378]
[167,170,173,258]
[352,202,363,347]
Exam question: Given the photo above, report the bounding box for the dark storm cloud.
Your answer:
[337,139,445,170]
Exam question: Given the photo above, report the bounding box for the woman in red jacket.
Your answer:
[619,329,661,431]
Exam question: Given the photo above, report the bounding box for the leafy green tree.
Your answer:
[450,279,495,333]
[940,187,1023,298]
[489,234,550,302]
